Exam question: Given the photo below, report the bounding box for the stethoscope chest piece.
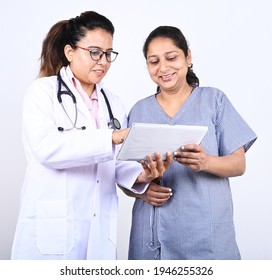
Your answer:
[108,117,121,130]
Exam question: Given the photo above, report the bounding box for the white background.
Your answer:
[0,0,271,260]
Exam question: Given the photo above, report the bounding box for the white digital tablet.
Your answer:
[116,123,208,161]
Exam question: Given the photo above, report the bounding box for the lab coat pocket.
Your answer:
[36,200,74,255]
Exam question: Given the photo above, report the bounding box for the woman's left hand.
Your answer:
[173,144,207,172]
[139,181,172,206]
[137,152,173,183]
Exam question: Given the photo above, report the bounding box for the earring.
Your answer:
[188,63,192,68]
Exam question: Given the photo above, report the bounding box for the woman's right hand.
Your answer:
[112,128,129,144]
[139,181,172,207]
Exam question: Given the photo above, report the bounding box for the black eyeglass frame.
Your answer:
[77,46,119,62]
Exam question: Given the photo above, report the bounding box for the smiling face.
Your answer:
[64,28,114,95]
[146,37,192,93]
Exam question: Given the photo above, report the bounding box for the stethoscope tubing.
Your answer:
[57,73,120,131]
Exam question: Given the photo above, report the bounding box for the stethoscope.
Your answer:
[57,73,121,131]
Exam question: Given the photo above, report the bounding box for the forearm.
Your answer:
[203,148,245,178]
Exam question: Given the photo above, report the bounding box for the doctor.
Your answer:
[11,11,172,260]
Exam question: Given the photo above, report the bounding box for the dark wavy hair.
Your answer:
[39,11,114,77]
[143,26,199,88]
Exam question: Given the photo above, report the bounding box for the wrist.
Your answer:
[152,177,162,184]
[136,172,146,183]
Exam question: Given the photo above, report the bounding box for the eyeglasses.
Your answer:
[77,47,119,62]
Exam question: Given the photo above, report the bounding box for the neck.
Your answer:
[158,84,192,102]
[83,84,95,97]
[156,84,193,118]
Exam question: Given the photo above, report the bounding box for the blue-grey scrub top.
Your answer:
[127,87,257,260]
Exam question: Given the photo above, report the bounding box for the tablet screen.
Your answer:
[116,123,208,161]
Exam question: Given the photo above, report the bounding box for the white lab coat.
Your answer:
[11,67,144,260]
